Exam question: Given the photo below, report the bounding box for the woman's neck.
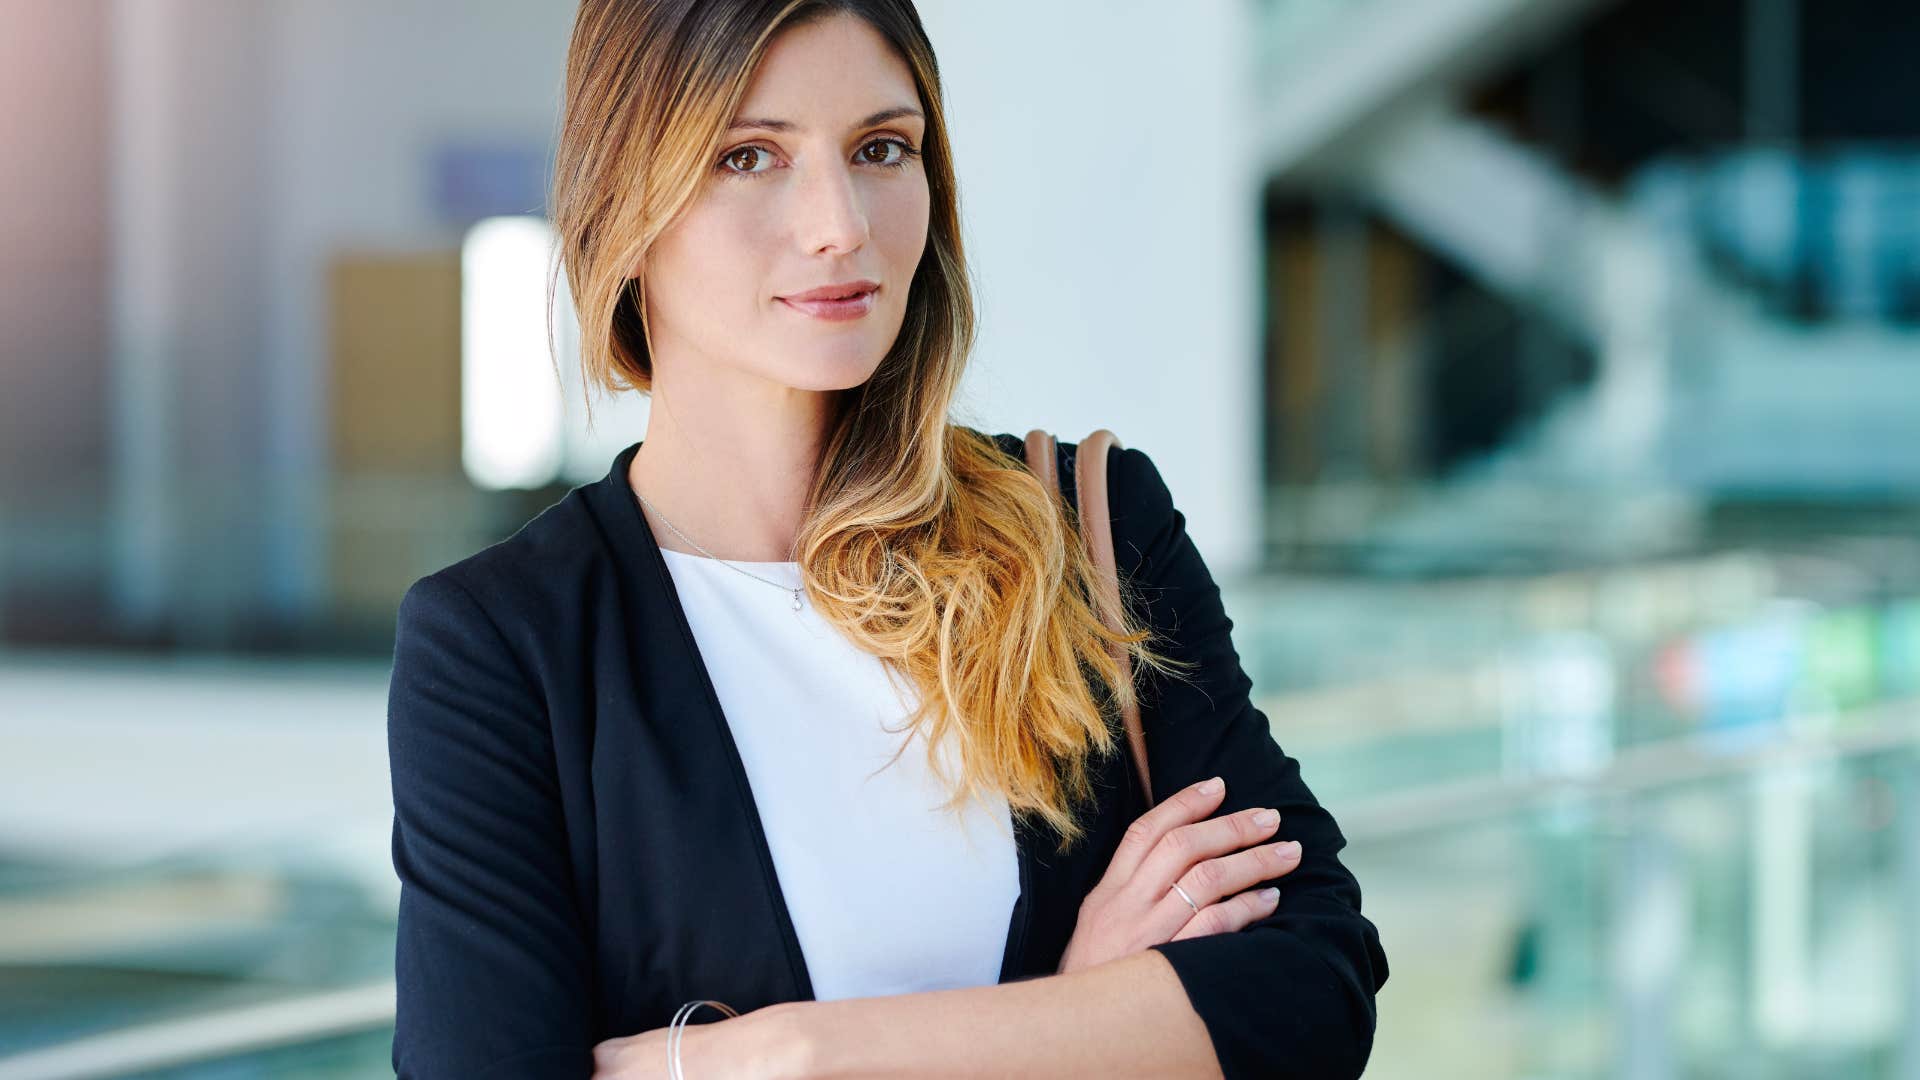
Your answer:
[627,382,832,564]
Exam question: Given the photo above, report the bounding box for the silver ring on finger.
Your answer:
[1169,881,1201,914]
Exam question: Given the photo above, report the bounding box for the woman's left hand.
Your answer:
[591,1003,810,1079]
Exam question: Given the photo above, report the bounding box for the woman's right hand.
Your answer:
[1055,776,1302,975]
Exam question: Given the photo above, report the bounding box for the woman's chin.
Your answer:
[786,350,891,392]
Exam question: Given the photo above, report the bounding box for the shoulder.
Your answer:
[1083,440,1179,587]
[976,427,1169,508]
[982,424,1173,521]
[979,426,1180,582]
[395,480,622,647]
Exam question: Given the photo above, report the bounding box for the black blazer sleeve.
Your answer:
[387,571,595,1078]
[1115,446,1390,1080]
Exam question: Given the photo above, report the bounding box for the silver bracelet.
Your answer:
[667,999,740,1080]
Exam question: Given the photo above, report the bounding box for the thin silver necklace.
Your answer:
[633,488,805,611]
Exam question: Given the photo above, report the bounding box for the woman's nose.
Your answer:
[792,163,870,255]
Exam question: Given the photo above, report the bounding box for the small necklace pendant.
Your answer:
[791,588,804,611]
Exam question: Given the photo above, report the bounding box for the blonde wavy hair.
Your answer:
[548,0,1194,853]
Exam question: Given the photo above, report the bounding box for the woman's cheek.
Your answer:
[684,219,771,311]
[875,185,931,267]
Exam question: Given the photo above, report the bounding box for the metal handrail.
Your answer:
[1340,695,1920,841]
[0,980,395,1080]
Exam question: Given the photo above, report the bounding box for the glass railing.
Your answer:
[0,837,397,1077]
[1231,539,1920,794]
[1348,717,1919,1079]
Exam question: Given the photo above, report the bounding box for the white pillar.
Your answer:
[919,0,1264,575]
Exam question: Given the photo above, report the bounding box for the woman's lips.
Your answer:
[778,287,877,322]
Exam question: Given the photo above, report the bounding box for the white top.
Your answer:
[659,547,1020,1002]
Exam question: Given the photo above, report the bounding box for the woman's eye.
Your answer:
[721,146,775,176]
[860,138,907,166]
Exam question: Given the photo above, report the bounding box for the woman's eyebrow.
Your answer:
[726,106,924,133]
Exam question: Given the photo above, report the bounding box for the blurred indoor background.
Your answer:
[3,0,1918,1076]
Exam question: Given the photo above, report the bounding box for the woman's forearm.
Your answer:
[775,948,1222,1079]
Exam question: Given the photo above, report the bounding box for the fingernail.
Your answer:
[1251,808,1278,826]
[1197,776,1221,795]
[1259,887,1280,903]
[1274,841,1302,861]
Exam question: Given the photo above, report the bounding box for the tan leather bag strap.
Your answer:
[1023,428,1151,806]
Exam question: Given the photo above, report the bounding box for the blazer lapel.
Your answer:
[581,441,814,1009]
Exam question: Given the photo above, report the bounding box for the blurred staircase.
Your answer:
[1256,0,1920,570]
[1255,0,1616,173]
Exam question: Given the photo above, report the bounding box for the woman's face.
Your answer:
[639,13,932,394]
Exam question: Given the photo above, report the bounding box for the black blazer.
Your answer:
[386,430,1388,1080]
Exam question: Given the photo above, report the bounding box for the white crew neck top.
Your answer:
[658,547,1020,1001]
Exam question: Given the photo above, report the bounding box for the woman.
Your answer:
[386,1,1388,1077]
